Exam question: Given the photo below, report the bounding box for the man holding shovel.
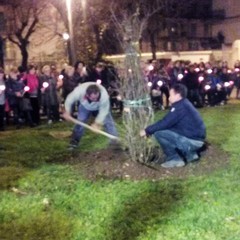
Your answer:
[62,82,120,150]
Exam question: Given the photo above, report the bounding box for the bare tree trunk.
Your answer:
[93,24,103,62]
[0,36,4,68]
[149,32,157,60]
[121,40,154,163]
[20,41,28,70]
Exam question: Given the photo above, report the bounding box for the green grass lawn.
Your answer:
[0,101,240,240]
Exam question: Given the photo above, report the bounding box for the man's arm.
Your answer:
[144,105,185,136]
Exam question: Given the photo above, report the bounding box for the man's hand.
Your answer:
[140,129,146,138]
[61,111,72,122]
[91,122,102,131]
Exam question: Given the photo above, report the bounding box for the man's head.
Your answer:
[86,84,101,102]
[169,84,187,104]
[95,62,105,73]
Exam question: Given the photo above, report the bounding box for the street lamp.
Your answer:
[65,0,75,65]
[62,32,70,63]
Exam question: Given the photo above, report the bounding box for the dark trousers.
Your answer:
[0,104,4,130]
[47,104,59,122]
[30,97,40,124]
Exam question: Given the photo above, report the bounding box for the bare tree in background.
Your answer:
[5,0,47,69]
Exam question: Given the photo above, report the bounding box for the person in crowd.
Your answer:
[105,62,123,114]
[158,64,170,109]
[0,68,6,131]
[39,65,60,124]
[182,64,203,108]
[148,68,164,110]
[140,83,206,168]
[233,62,240,99]
[62,65,80,116]
[74,60,88,84]
[62,82,119,151]
[23,65,40,126]
[166,61,177,87]
[205,67,226,106]
[219,67,232,99]
[6,67,25,129]
[88,61,109,88]
[62,65,80,101]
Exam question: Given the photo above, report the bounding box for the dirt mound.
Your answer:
[65,144,229,181]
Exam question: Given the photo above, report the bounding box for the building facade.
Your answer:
[1,0,240,69]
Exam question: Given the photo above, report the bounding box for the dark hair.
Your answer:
[27,64,36,73]
[74,60,85,70]
[18,65,26,73]
[86,84,100,96]
[96,61,105,68]
[171,84,187,98]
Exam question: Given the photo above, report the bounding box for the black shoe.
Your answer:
[108,140,122,151]
[197,141,209,157]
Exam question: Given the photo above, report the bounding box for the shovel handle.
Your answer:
[68,116,119,140]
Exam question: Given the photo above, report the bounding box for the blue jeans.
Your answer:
[154,130,204,162]
[71,104,118,145]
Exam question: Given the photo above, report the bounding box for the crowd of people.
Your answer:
[146,59,240,110]
[0,59,239,132]
[0,60,121,131]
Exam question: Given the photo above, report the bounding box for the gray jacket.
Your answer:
[65,82,110,124]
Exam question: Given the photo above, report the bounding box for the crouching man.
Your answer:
[140,83,206,168]
[62,82,119,150]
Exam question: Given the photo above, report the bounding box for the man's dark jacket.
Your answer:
[145,98,206,141]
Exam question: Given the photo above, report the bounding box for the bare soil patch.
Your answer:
[65,144,229,181]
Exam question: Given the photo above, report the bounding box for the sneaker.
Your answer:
[161,160,185,168]
[186,152,199,163]
[67,144,78,151]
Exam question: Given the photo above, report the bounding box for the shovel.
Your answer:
[68,115,119,140]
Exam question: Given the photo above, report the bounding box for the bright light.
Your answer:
[178,73,184,80]
[43,82,49,88]
[128,69,132,73]
[157,80,163,87]
[0,85,5,91]
[62,32,70,41]
[229,80,234,85]
[96,79,102,84]
[205,85,211,91]
[58,74,64,80]
[224,82,230,87]
[24,86,30,92]
[116,95,122,101]
[227,69,232,74]
[184,70,188,74]
[148,65,154,71]
[195,68,200,72]
[235,68,240,72]
[207,69,213,74]
[198,76,204,82]
[147,82,152,87]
